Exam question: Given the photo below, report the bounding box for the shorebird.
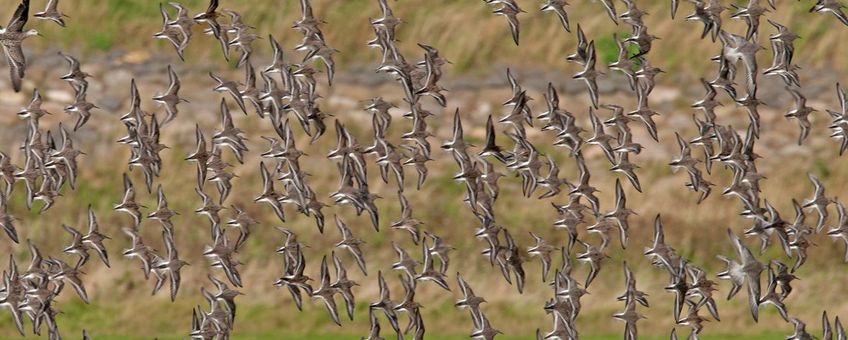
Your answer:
[370,271,400,335]
[810,0,848,26]
[573,40,601,108]
[456,272,487,327]
[334,216,368,275]
[372,0,403,42]
[424,230,456,274]
[527,232,557,281]
[470,311,502,340]
[64,92,97,132]
[613,300,644,340]
[576,239,608,288]
[721,229,765,322]
[587,107,617,164]
[82,206,110,267]
[541,0,571,32]
[114,173,144,227]
[804,173,833,232]
[212,98,249,164]
[607,35,637,90]
[193,0,230,60]
[205,274,242,324]
[827,200,848,262]
[442,109,473,158]
[0,0,38,92]
[33,0,66,27]
[226,204,257,252]
[153,65,188,126]
[166,2,194,48]
[730,0,770,40]
[565,24,589,65]
[330,251,358,321]
[17,89,51,125]
[148,184,178,229]
[195,187,224,232]
[45,257,88,303]
[489,0,523,45]
[569,154,601,214]
[0,151,16,197]
[274,248,312,311]
[415,238,450,291]
[122,227,157,280]
[391,190,423,244]
[0,194,18,243]
[61,223,90,267]
[154,2,187,61]
[363,310,384,340]
[58,52,90,96]
[393,274,423,335]
[254,161,286,223]
[311,255,342,326]
[391,241,418,282]
[210,72,248,115]
[783,86,815,142]
[153,230,189,301]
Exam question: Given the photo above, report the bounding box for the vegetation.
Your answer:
[1,0,847,339]
[1,0,846,75]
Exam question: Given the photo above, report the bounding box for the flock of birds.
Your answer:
[0,0,846,339]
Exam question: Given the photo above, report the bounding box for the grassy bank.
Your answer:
[2,0,846,76]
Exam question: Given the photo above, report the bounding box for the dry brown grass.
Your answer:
[1,75,848,337]
[0,0,845,77]
[0,0,848,338]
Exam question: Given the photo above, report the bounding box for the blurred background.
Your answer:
[0,0,847,339]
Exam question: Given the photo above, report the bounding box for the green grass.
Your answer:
[1,0,848,338]
[72,334,785,340]
[2,0,846,75]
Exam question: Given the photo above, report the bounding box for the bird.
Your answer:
[61,223,90,268]
[0,0,39,92]
[391,190,423,244]
[470,311,502,340]
[153,230,189,302]
[576,239,608,288]
[334,216,368,276]
[781,86,815,146]
[153,65,188,126]
[415,238,450,291]
[154,2,187,61]
[254,161,286,223]
[804,173,833,232]
[573,40,601,108]
[370,270,400,335]
[64,92,98,132]
[210,72,248,115]
[456,272,487,327]
[330,251,358,321]
[121,227,157,280]
[311,255,342,326]
[488,0,523,45]
[613,301,644,340]
[810,0,848,26]
[81,206,109,267]
[193,0,230,60]
[114,173,144,227]
[33,0,66,27]
[527,232,557,281]
[0,194,18,243]
[723,228,765,322]
[541,0,571,32]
